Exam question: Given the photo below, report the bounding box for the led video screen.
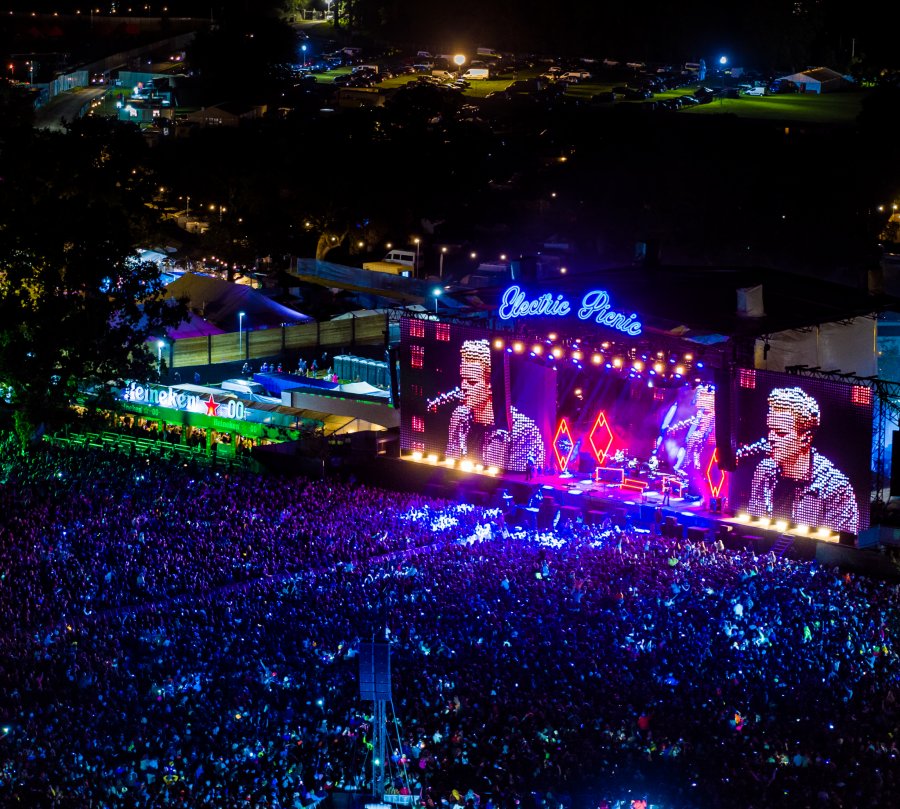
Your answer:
[399,319,553,472]
[730,369,872,534]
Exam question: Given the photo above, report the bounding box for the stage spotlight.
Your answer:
[548,332,557,341]
[411,451,423,461]
[794,524,809,534]
[513,341,524,353]
[591,353,603,364]
[675,365,685,376]
[552,347,564,359]
[487,466,499,476]
[493,338,504,349]
[736,513,751,523]
[426,453,438,464]
[654,362,664,373]
[572,350,583,361]
[633,360,644,371]
[757,517,771,527]
[460,459,474,472]
[532,344,543,355]
[612,357,623,368]
[444,458,456,467]
[775,520,788,531]
[685,353,693,361]
[601,342,610,349]
[475,463,484,472]
[816,527,831,538]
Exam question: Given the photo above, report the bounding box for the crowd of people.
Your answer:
[1,437,899,808]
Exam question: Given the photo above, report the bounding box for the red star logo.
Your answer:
[205,395,219,416]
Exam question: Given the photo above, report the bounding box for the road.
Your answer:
[34,86,108,131]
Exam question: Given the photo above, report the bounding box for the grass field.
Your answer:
[370,68,868,124]
[678,90,866,123]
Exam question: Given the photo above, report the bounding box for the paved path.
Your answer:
[34,86,108,131]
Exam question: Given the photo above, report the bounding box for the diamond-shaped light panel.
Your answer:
[553,418,576,473]
[706,448,727,497]
[588,411,615,466]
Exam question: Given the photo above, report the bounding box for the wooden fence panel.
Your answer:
[172,336,209,368]
[283,322,319,350]
[209,332,243,364]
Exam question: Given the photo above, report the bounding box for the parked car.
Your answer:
[767,80,797,94]
[742,85,765,96]
[560,70,592,83]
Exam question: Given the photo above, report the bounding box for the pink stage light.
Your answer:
[588,411,615,465]
[553,418,577,473]
[706,448,728,497]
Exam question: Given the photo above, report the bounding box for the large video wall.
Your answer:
[399,319,554,472]
[556,371,716,495]
[729,369,872,534]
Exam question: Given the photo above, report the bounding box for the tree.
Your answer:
[0,119,184,443]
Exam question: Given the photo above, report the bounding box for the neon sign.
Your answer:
[123,383,247,421]
[497,285,642,335]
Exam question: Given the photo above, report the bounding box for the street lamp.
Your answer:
[238,311,246,355]
[413,237,421,277]
[454,54,466,78]
[432,287,442,314]
[719,55,727,93]
[439,246,447,279]
[301,43,307,68]
[157,340,165,377]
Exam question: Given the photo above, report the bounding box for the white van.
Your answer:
[462,68,490,81]
[383,250,417,268]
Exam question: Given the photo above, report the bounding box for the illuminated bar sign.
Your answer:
[498,285,643,336]
[123,383,247,421]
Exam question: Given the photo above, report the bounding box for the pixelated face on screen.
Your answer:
[766,388,818,472]
[731,370,872,535]
[459,340,493,424]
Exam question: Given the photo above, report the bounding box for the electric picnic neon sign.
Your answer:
[497,285,643,336]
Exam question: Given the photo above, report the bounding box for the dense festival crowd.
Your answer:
[1,438,899,808]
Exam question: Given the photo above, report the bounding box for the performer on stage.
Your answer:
[659,384,716,497]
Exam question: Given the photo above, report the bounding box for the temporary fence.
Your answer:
[168,313,387,369]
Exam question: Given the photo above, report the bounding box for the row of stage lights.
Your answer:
[734,512,837,541]
[408,450,500,476]
[491,336,706,383]
[407,455,840,542]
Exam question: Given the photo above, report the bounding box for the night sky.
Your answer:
[3,3,897,69]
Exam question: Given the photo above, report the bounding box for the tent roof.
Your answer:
[163,273,311,331]
[780,67,845,84]
[167,311,226,339]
